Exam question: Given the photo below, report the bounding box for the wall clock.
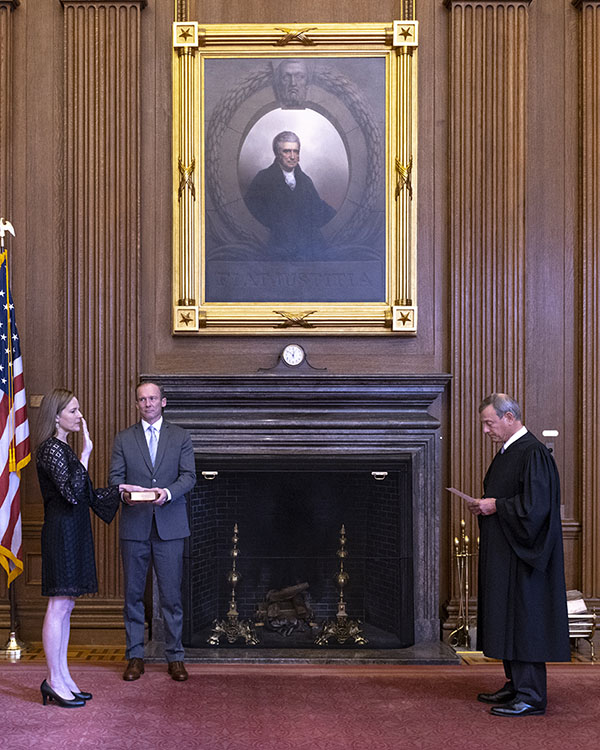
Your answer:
[281,343,306,367]
[258,345,327,373]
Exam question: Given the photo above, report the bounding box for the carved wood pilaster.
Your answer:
[447,1,530,606]
[576,0,600,599]
[0,1,19,221]
[61,1,145,599]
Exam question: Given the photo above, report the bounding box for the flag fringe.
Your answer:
[0,545,23,586]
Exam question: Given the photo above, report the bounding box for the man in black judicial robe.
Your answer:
[466,393,570,717]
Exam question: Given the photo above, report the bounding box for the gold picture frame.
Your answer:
[172,21,418,335]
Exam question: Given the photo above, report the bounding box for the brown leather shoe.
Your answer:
[167,661,188,681]
[123,658,145,681]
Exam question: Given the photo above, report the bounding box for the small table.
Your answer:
[569,611,597,662]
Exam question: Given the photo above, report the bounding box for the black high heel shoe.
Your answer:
[40,680,86,708]
[71,690,92,701]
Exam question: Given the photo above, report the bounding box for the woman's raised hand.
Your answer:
[79,417,93,468]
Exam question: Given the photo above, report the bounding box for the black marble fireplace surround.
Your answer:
[148,372,452,662]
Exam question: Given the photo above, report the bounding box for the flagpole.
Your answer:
[0,218,27,659]
[1,219,15,468]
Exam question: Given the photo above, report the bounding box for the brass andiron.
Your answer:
[448,519,479,650]
[208,524,259,646]
[315,524,368,646]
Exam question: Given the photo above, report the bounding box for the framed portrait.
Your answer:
[172,22,418,334]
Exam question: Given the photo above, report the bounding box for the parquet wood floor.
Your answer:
[3,643,126,662]
[3,643,595,664]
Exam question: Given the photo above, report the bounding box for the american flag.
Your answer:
[0,248,30,586]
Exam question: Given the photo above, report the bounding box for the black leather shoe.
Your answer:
[490,700,546,717]
[477,686,516,704]
[72,690,92,701]
[40,680,86,708]
[123,657,145,681]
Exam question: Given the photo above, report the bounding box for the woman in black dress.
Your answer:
[36,388,137,708]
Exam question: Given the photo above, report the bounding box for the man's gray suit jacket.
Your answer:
[109,420,196,541]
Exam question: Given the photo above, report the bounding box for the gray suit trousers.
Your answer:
[121,519,185,662]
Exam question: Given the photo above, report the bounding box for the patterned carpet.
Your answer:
[0,660,598,749]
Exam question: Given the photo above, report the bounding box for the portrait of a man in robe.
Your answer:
[203,56,386,304]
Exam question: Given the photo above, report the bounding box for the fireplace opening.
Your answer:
[182,459,414,649]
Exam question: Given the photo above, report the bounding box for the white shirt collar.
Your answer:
[281,166,296,188]
[141,416,163,434]
[503,425,528,452]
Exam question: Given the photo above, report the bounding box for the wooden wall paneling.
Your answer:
[61,0,145,635]
[187,1,405,25]
[1,0,67,638]
[446,1,531,618]
[0,0,18,613]
[577,0,600,605]
[524,1,578,532]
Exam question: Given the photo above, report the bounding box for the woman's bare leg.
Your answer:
[42,596,77,699]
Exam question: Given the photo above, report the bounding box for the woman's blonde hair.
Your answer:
[36,388,75,446]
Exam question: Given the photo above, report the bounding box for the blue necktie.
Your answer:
[148,425,158,466]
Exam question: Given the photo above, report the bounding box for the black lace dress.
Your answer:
[36,437,121,597]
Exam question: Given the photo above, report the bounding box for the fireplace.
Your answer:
[147,372,451,660]
[184,461,414,648]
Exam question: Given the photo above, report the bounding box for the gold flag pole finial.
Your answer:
[0,218,15,246]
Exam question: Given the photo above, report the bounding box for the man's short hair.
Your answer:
[135,380,166,401]
[272,131,300,156]
[478,392,522,422]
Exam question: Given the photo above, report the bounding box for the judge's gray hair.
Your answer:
[478,393,522,422]
[272,131,300,156]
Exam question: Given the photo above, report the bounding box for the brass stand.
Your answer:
[316,525,367,646]
[1,631,25,660]
[1,582,27,660]
[208,524,259,646]
[448,519,478,650]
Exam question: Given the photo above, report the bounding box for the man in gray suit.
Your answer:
[109,381,196,682]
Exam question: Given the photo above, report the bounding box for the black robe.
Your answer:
[244,162,335,258]
[477,431,571,662]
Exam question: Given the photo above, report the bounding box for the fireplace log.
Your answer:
[266,582,309,602]
[256,583,314,635]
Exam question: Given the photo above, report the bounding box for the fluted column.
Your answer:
[575,0,600,602]
[61,0,146,599]
[446,1,531,609]
[175,0,191,23]
[0,1,19,220]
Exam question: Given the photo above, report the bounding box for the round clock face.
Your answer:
[282,344,305,366]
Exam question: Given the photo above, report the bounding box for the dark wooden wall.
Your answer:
[1,0,598,644]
